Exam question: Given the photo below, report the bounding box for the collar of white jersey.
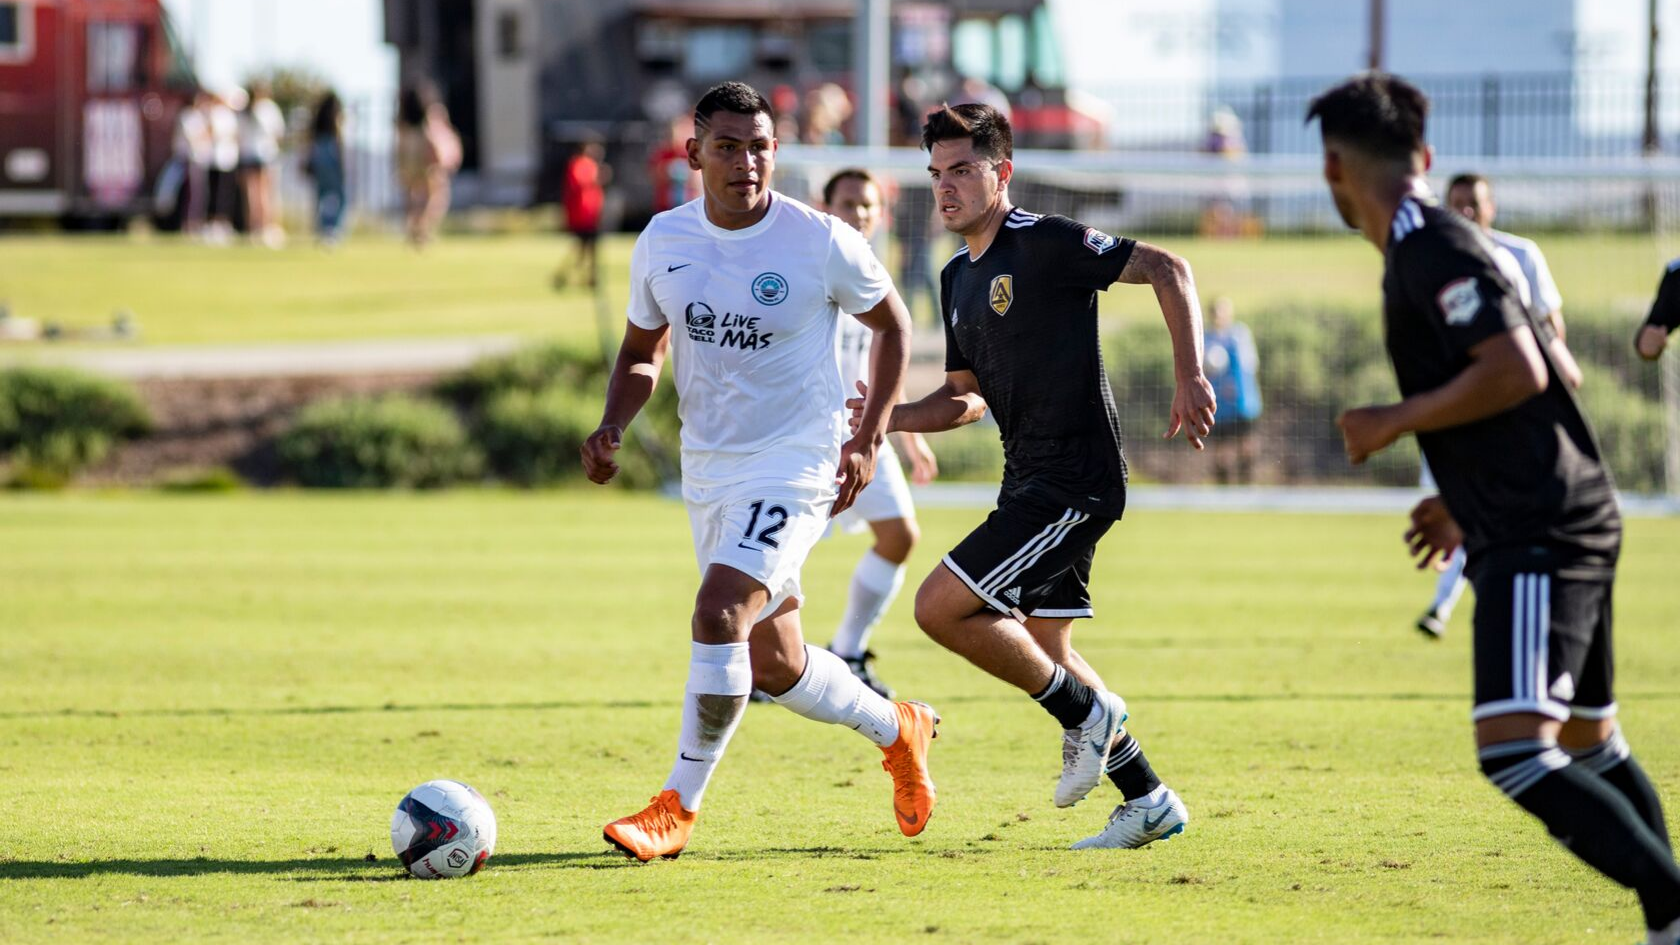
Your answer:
[693,190,786,240]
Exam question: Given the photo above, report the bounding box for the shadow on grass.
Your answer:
[0,851,620,880]
[9,690,1680,722]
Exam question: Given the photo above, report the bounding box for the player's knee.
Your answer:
[691,593,753,644]
[871,518,918,564]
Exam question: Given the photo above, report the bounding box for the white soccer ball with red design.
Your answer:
[390,779,497,878]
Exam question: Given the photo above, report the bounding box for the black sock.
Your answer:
[1481,739,1680,930]
[1569,730,1672,851]
[1105,731,1162,800]
[1032,665,1096,731]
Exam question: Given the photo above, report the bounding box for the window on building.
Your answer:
[0,2,32,63]
[88,22,144,91]
[497,10,522,61]
[683,24,753,81]
[807,20,851,73]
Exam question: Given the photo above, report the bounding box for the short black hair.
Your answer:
[822,168,878,205]
[1448,172,1489,194]
[694,82,774,137]
[1305,72,1429,162]
[921,103,1013,161]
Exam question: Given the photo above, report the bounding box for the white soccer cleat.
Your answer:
[1070,788,1189,850]
[1055,689,1126,808]
[1649,916,1680,945]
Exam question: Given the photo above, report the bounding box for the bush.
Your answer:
[479,386,602,486]
[278,395,481,488]
[1578,375,1668,493]
[437,342,608,410]
[0,367,151,484]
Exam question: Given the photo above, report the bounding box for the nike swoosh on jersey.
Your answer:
[667,263,692,271]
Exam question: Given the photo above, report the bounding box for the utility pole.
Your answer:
[1367,0,1385,71]
[852,0,889,149]
[1645,0,1661,155]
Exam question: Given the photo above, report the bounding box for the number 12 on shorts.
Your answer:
[742,500,788,549]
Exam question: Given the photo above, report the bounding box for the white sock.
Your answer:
[830,550,905,659]
[662,641,752,811]
[771,645,901,747]
[1138,785,1170,806]
[1431,547,1469,617]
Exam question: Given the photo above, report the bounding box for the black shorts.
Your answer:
[943,484,1115,620]
[1471,565,1616,723]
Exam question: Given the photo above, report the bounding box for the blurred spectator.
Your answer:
[304,92,347,245]
[950,76,1011,120]
[204,89,243,244]
[554,138,609,291]
[648,117,697,213]
[171,91,213,235]
[801,82,852,145]
[396,85,462,248]
[892,67,930,146]
[770,84,801,142]
[237,81,287,248]
[1203,107,1247,157]
[1202,297,1262,484]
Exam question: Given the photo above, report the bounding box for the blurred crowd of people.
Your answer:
[161,81,461,250]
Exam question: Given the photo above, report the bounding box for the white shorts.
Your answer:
[686,481,834,620]
[830,440,915,536]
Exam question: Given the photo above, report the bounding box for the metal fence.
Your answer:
[1086,72,1678,160]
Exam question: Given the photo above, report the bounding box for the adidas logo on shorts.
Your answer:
[1004,586,1022,605]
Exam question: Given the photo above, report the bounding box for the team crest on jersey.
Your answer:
[1437,277,1481,326]
[989,275,1014,316]
[751,272,789,306]
[1083,227,1118,255]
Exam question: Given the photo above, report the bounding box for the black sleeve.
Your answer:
[1644,262,1680,332]
[1037,215,1137,291]
[1398,229,1528,355]
[941,265,971,373]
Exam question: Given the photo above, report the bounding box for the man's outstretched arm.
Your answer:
[581,321,670,484]
[1117,242,1217,449]
[849,370,987,436]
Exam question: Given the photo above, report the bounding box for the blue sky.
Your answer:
[160,0,396,103]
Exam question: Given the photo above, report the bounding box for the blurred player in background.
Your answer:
[1635,259,1680,361]
[820,168,939,699]
[1318,73,1680,945]
[857,103,1210,850]
[554,137,609,292]
[1202,296,1262,484]
[1415,172,1584,638]
[582,82,937,862]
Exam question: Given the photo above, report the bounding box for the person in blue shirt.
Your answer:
[1203,297,1262,483]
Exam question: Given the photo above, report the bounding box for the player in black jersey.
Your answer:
[850,103,1216,849]
[1310,73,1680,945]
[1636,259,1680,361]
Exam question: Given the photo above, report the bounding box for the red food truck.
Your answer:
[0,0,197,226]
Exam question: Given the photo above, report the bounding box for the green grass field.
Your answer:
[3,492,1678,943]
[0,230,1666,345]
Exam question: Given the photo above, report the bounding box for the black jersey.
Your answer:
[941,209,1137,517]
[1383,195,1621,577]
[1643,258,1680,332]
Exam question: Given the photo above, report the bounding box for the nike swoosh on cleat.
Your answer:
[895,806,919,826]
[667,263,692,271]
[1143,808,1172,832]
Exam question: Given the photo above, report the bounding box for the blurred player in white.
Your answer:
[581,83,937,862]
[821,168,938,698]
[1413,173,1583,638]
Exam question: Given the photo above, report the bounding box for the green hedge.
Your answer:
[478,386,602,486]
[277,395,482,488]
[0,367,151,485]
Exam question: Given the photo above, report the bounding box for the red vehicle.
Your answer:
[0,0,197,225]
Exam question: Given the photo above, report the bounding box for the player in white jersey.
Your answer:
[581,83,938,862]
[1410,173,1585,638]
[820,169,938,698]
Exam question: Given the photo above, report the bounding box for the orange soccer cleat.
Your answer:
[880,700,940,837]
[603,790,696,862]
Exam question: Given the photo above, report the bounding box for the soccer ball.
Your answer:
[390,779,497,879]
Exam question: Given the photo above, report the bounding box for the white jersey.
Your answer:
[1488,228,1562,316]
[627,193,893,494]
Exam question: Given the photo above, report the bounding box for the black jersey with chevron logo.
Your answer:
[940,208,1137,517]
